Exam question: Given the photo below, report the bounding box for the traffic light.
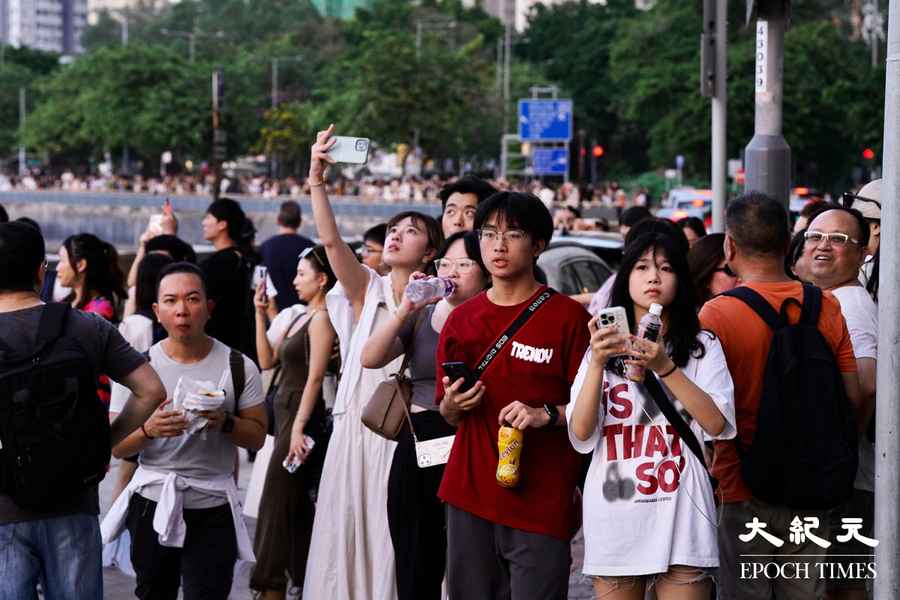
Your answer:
[863,148,875,161]
[592,145,604,158]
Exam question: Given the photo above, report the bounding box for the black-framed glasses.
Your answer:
[714,264,737,277]
[841,192,881,213]
[299,246,325,268]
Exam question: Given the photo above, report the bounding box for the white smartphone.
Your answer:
[593,306,631,355]
[148,214,164,236]
[327,136,370,164]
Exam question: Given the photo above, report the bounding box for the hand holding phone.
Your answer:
[326,136,370,165]
[442,361,479,394]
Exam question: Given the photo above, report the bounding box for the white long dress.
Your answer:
[302,268,402,600]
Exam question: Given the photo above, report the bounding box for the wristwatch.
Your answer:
[222,413,236,434]
[542,404,559,427]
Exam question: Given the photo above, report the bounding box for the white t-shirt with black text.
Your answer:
[567,332,736,576]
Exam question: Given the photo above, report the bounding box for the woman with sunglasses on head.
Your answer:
[361,231,490,600]
[568,231,736,600]
[302,125,444,600]
[250,245,339,600]
[687,233,740,307]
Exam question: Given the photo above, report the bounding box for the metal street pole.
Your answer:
[272,59,278,109]
[875,0,900,596]
[503,0,512,133]
[744,0,791,207]
[711,0,728,232]
[18,87,25,176]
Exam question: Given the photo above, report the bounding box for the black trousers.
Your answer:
[386,410,456,600]
[126,494,238,600]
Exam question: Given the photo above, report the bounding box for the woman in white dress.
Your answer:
[302,125,444,600]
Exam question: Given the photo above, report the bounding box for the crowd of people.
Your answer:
[0,125,884,600]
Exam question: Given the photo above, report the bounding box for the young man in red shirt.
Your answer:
[436,191,591,600]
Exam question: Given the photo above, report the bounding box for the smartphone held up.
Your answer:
[326,136,370,165]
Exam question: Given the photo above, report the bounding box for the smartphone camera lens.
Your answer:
[355,140,369,152]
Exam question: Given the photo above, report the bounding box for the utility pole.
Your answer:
[875,0,900,596]
[161,20,227,64]
[743,0,791,207]
[702,0,728,231]
[269,56,302,177]
[18,87,25,176]
[212,67,225,201]
[503,0,513,133]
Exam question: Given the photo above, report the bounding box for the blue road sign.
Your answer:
[532,148,568,176]
[518,100,573,141]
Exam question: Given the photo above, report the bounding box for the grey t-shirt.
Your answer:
[131,339,264,509]
[0,304,146,524]
[398,305,439,410]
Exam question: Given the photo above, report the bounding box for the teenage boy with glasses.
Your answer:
[435,192,591,600]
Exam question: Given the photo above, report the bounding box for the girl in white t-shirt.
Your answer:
[568,231,736,600]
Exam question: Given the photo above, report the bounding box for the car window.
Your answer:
[561,259,611,295]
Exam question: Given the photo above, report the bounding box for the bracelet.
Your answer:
[141,423,155,439]
[308,178,326,187]
[658,364,678,379]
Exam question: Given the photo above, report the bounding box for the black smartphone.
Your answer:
[442,361,479,393]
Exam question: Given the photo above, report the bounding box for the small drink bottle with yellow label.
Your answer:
[496,425,524,488]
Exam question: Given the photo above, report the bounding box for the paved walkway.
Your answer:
[101,452,594,599]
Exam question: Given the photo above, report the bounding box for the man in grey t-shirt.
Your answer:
[0,222,166,600]
[111,262,266,600]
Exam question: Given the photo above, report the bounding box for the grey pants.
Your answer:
[446,505,570,600]
[717,497,829,600]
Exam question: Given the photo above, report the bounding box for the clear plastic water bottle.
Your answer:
[405,277,455,304]
[626,302,663,382]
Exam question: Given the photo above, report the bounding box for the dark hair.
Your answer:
[800,199,829,220]
[15,217,41,234]
[688,233,726,304]
[62,233,127,310]
[625,218,690,255]
[0,221,44,292]
[386,211,444,253]
[436,230,491,285]
[678,216,707,240]
[300,245,337,291]
[146,234,197,263]
[808,205,870,249]
[725,192,789,257]
[438,176,498,212]
[363,223,387,246]
[0,204,7,223]
[136,253,174,313]
[156,261,208,299]
[559,206,581,219]
[621,206,653,229]
[206,197,257,259]
[786,228,807,281]
[474,191,554,247]
[277,201,302,229]
[609,232,704,370]
[866,249,879,302]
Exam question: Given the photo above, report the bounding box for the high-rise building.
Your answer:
[5,0,88,54]
[87,0,165,25]
[310,0,372,20]
[468,0,654,31]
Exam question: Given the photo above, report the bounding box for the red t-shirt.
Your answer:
[436,287,590,541]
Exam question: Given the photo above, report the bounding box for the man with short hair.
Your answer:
[0,221,166,599]
[436,191,590,599]
[360,222,389,275]
[260,200,315,310]
[700,193,862,600]
[102,262,267,600]
[801,206,877,600]
[438,176,498,238]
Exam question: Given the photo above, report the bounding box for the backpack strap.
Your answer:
[798,283,823,326]
[230,348,246,402]
[32,303,72,358]
[643,373,707,467]
[721,287,783,331]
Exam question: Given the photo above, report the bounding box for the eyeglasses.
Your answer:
[361,245,383,257]
[434,258,479,273]
[841,191,881,215]
[299,246,325,268]
[477,228,528,244]
[714,264,737,277]
[804,230,860,247]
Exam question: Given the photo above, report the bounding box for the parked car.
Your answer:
[657,188,714,228]
[538,233,623,296]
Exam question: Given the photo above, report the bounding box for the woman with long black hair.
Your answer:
[568,232,736,600]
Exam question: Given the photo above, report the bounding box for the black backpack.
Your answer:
[723,284,857,510]
[0,303,111,511]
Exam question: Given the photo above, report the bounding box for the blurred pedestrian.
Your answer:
[438,176,497,238]
[259,201,315,311]
[677,216,707,247]
[688,233,739,306]
[360,223,389,275]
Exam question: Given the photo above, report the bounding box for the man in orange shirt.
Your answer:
[700,193,861,600]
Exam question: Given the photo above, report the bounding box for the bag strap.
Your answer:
[31,303,71,358]
[473,288,557,376]
[798,283,822,326]
[230,349,246,402]
[721,287,782,331]
[642,373,707,467]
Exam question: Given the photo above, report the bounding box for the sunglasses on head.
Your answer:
[841,192,881,213]
[299,246,325,268]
